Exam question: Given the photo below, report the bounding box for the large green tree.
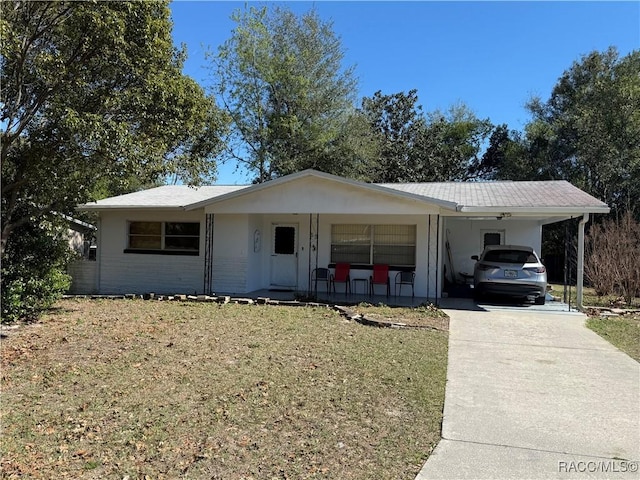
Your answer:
[1,0,227,319]
[468,124,530,180]
[361,89,425,182]
[476,48,640,217]
[529,48,640,217]
[362,90,493,183]
[1,0,227,253]
[414,104,493,181]
[211,5,375,182]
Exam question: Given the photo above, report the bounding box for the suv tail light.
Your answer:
[477,263,495,271]
[524,266,546,274]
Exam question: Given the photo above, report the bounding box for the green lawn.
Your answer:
[1,299,449,479]
[547,284,639,361]
[586,315,640,362]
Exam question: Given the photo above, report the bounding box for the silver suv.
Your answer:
[471,245,547,305]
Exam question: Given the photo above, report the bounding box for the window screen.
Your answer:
[129,222,161,249]
[484,232,502,247]
[373,225,416,265]
[128,221,200,253]
[330,224,416,266]
[330,225,370,264]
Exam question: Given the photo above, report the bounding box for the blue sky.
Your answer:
[170,1,639,184]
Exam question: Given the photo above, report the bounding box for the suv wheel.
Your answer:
[473,288,483,302]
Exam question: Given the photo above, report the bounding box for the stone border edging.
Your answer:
[61,294,437,329]
[583,305,640,317]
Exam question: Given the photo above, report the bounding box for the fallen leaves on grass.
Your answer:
[1,299,448,479]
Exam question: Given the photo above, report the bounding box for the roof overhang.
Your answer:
[455,206,611,215]
[78,205,186,211]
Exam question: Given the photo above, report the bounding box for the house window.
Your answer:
[331,225,371,264]
[129,222,161,249]
[331,224,416,266]
[482,230,504,248]
[165,222,200,251]
[127,221,200,255]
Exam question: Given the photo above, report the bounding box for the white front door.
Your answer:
[270,224,298,289]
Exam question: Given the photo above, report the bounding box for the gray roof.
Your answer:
[81,185,247,209]
[79,171,608,214]
[380,180,609,211]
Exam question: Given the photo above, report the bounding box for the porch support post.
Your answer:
[436,214,443,305]
[204,213,215,295]
[306,213,319,296]
[576,213,589,309]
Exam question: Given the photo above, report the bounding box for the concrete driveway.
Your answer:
[416,300,640,479]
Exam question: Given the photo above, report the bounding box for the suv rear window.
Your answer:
[483,250,537,263]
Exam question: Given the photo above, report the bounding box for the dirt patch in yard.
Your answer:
[353,303,450,331]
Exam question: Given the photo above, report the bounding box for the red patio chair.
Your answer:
[330,263,351,295]
[370,264,390,297]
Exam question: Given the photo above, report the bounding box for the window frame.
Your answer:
[481,229,505,249]
[125,221,201,256]
[330,224,416,267]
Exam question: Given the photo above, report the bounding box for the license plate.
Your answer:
[504,270,518,278]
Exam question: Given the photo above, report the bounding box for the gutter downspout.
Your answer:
[93,215,102,295]
[576,213,590,310]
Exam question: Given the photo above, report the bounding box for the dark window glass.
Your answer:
[165,236,200,251]
[129,235,161,249]
[484,233,502,247]
[130,221,161,235]
[373,245,416,266]
[330,224,416,266]
[165,222,199,252]
[166,222,200,236]
[128,221,199,253]
[129,222,161,249]
[331,245,370,264]
[484,250,536,263]
[274,226,295,254]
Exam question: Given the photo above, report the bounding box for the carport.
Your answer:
[404,181,612,308]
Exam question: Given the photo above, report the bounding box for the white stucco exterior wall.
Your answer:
[444,218,543,279]
[67,261,98,294]
[211,214,249,294]
[93,210,542,299]
[97,209,205,294]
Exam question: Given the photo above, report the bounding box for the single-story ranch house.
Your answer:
[78,169,609,306]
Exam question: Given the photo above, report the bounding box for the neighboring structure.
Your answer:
[78,170,609,306]
[64,216,98,295]
[64,215,96,258]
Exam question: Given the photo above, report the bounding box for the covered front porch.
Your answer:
[201,172,444,300]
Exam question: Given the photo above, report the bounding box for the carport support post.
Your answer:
[576,213,590,310]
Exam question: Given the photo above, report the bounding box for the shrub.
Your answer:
[585,211,640,305]
[1,217,72,323]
